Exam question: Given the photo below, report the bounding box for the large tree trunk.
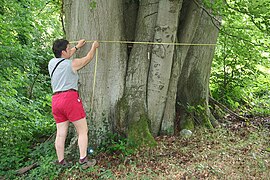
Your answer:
[147,0,183,136]
[63,0,220,146]
[176,0,220,131]
[63,0,127,145]
[117,0,159,146]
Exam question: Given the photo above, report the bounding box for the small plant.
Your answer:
[89,0,97,10]
[19,140,61,179]
[98,133,135,157]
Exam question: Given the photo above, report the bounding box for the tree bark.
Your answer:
[176,0,219,131]
[63,0,220,146]
[147,0,183,136]
[117,0,159,146]
[63,0,127,145]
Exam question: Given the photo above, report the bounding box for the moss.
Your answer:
[115,96,129,133]
[200,106,214,129]
[194,101,214,129]
[115,97,156,148]
[180,102,214,130]
[128,114,157,148]
[180,113,195,130]
[116,96,129,112]
[201,113,214,129]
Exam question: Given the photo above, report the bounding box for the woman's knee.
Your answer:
[56,129,68,138]
[73,118,88,135]
[78,126,88,136]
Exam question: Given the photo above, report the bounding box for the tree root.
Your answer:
[209,96,248,121]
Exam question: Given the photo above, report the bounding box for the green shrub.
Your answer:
[0,68,55,175]
[98,133,135,157]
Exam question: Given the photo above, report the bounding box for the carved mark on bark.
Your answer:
[153,44,165,58]
[144,12,158,19]
[155,25,169,32]
[140,1,159,7]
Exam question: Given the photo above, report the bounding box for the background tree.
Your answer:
[210,0,270,114]
[0,0,62,173]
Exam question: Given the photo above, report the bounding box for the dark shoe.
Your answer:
[53,159,72,168]
[79,156,96,169]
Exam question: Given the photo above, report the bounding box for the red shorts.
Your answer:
[52,90,86,124]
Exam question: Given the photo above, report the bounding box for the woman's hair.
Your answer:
[52,39,69,58]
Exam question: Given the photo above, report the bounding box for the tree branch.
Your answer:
[192,0,222,27]
[209,96,247,121]
[192,0,269,48]
[224,0,269,35]
[16,163,39,175]
[28,74,39,99]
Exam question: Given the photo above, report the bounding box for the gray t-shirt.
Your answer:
[48,58,79,93]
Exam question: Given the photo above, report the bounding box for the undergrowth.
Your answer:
[2,118,269,179]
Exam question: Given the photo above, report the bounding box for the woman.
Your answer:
[48,39,99,169]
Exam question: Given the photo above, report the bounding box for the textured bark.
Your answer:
[147,0,183,136]
[122,0,159,145]
[63,0,220,146]
[176,0,219,130]
[63,0,127,145]
[161,0,209,135]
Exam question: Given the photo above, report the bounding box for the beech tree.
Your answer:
[63,0,220,146]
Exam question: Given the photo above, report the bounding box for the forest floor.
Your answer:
[57,116,270,180]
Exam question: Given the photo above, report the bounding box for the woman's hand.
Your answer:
[92,41,99,49]
[76,39,86,48]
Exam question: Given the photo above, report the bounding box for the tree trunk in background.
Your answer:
[63,0,220,146]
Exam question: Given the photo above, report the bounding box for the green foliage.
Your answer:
[0,0,63,176]
[0,67,55,174]
[98,133,135,157]
[225,0,270,35]
[241,74,270,115]
[89,0,97,10]
[23,141,61,179]
[1,140,59,179]
[186,103,206,114]
[209,0,270,115]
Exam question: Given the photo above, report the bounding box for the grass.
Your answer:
[4,116,270,179]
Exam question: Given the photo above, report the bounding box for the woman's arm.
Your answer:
[72,41,99,72]
[69,39,86,57]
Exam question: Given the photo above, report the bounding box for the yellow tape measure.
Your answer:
[70,40,217,46]
[91,48,98,110]
[74,40,216,110]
